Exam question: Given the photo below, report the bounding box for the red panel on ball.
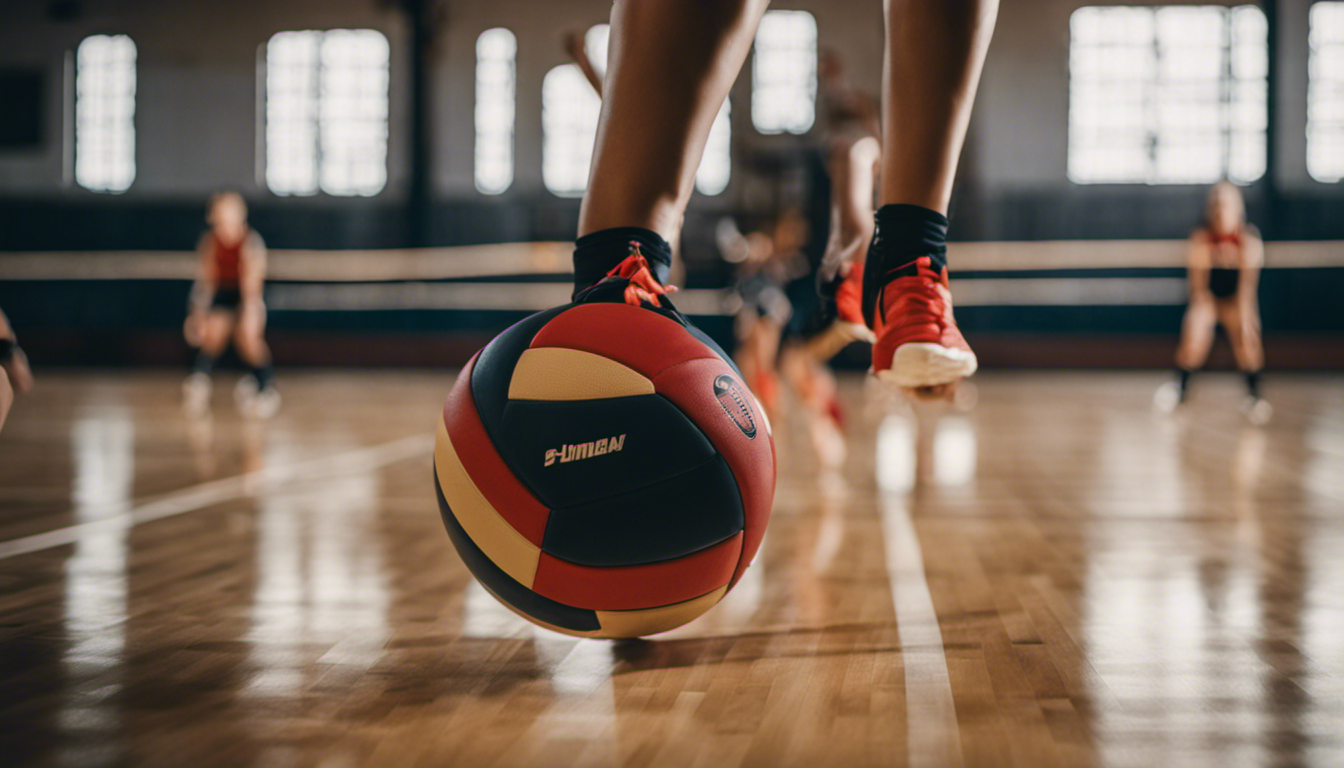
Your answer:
[652,358,775,588]
[532,532,743,610]
[442,352,551,546]
[527,304,719,378]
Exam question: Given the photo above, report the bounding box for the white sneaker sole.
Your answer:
[877,342,978,388]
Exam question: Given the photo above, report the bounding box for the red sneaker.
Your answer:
[834,257,865,327]
[868,256,977,387]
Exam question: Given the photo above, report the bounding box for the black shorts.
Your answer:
[1208,268,1239,299]
[0,337,14,364]
[211,288,243,310]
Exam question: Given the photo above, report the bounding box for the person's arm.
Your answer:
[563,30,604,95]
[1239,231,1264,312]
[1186,231,1213,302]
[820,135,880,280]
[240,231,267,305]
[0,308,33,393]
[238,232,268,337]
[184,234,216,346]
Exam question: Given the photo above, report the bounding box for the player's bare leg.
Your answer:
[573,0,769,297]
[864,0,998,400]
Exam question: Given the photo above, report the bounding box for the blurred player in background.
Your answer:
[718,208,810,421]
[775,52,883,468]
[183,191,279,418]
[1157,181,1270,424]
[0,307,35,434]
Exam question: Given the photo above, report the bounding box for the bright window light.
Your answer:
[586,24,610,74]
[75,35,136,193]
[266,29,389,196]
[540,24,608,196]
[697,100,731,195]
[544,23,730,196]
[542,64,600,196]
[752,10,817,135]
[1068,5,1267,184]
[475,28,516,194]
[1309,2,1344,182]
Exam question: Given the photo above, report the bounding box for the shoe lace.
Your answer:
[605,242,678,308]
[881,259,944,326]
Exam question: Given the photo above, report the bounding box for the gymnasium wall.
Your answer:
[0,0,1340,369]
[0,0,1340,246]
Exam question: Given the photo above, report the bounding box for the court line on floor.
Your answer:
[0,433,433,560]
[877,417,965,768]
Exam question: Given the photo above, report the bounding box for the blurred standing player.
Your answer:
[183,192,279,417]
[1157,182,1270,424]
[776,53,883,468]
[0,308,35,434]
[719,209,810,420]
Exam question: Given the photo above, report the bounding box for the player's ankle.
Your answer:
[869,205,948,271]
[863,204,950,325]
[572,227,672,298]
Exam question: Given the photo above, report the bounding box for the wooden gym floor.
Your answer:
[1,369,1342,767]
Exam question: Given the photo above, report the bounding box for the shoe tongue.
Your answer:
[884,252,946,280]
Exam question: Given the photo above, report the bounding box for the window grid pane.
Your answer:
[76,35,136,193]
[266,31,321,195]
[542,64,600,196]
[1068,5,1267,185]
[696,100,732,195]
[475,28,516,194]
[752,10,817,135]
[1309,2,1344,182]
[266,29,389,197]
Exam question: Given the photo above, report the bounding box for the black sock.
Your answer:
[192,351,218,375]
[862,204,950,326]
[1176,368,1192,400]
[572,227,673,298]
[1245,371,1260,399]
[252,362,274,391]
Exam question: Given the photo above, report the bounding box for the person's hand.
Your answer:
[562,30,585,60]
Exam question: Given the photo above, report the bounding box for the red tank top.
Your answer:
[211,230,246,287]
[1205,227,1245,268]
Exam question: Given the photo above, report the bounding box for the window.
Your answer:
[1068,5,1267,184]
[697,101,732,195]
[542,64,601,196]
[265,29,389,196]
[543,23,731,196]
[541,26,607,196]
[752,10,817,135]
[75,35,136,193]
[1310,2,1344,182]
[475,28,516,194]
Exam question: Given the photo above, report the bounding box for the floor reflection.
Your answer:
[1,371,1341,767]
[60,406,134,766]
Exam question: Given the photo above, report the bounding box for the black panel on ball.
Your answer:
[541,455,745,567]
[499,395,716,510]
[470,304,573,456]
[434,465,601,633]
